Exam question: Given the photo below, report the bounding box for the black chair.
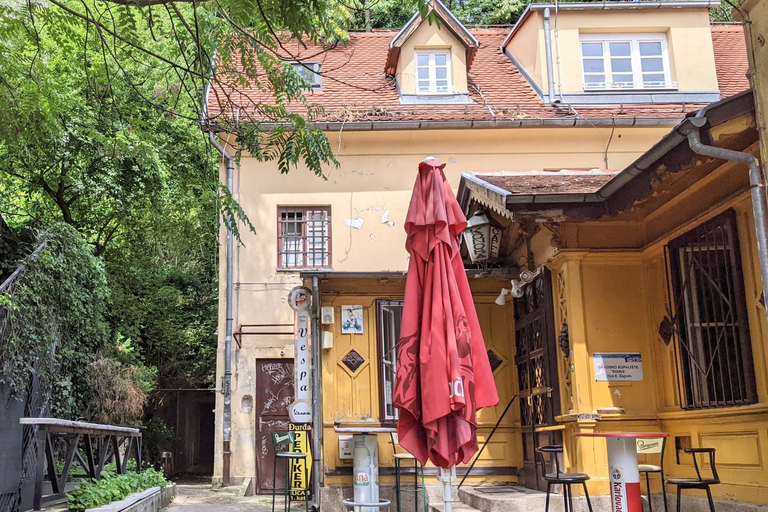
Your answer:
[390,432,428,512]
[536,445,594,512]
[271,431,310,512]
[666,448,720,512]
[636,437,668,512]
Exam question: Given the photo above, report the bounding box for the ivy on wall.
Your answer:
[0,223,109,418]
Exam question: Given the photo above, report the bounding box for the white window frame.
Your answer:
[579,34,675,91]
[414,50,453,94]
[291,62,321,90]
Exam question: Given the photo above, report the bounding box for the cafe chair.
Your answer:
[666,448,720,512]
[271,431,310,512]
[636,437,668,512]
[536,445,594,512]
[390,433,428,512]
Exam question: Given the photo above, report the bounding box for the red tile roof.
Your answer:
[712,25,750,99]
[206,25,749,126]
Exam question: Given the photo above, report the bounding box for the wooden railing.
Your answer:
[19,417,142,510]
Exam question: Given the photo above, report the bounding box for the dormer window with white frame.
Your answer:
[415,50,453,94]
[580,34,675,91]
[291,62,321,91]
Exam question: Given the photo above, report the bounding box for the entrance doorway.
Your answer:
[514,268,561,491]
[255,359,295,494]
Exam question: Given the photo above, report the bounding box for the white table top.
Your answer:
[334,426,396,434]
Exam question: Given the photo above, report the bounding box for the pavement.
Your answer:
[166,479,278,512]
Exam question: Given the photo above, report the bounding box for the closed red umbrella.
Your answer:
[393,157,499,471]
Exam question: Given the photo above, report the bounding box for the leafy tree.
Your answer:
[0,224,110,418]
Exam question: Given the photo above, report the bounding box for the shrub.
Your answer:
[66,467,166,512]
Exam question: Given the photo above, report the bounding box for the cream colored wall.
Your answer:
[505,8,718,96]
[212,123,674,484]
[396,21,468,94]
[504,10,544,89]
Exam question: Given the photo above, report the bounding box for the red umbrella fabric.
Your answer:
[393,157,499,469]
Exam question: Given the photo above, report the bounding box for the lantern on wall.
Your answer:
[462,210,502,263]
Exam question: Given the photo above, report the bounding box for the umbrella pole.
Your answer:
[440,467,456,512]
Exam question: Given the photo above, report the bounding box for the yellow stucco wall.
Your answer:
[504,7,719,96]
[396,20,469,95]
[211,123,672,487]
[535,140,768,504]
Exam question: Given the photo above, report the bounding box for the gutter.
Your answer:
[217,117,682,133]
[680,116,768,326]
[202,49,234,487]
[311,277,323,511]
[543,8,557,105]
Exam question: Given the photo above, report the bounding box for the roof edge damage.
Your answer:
[457,90,756,217]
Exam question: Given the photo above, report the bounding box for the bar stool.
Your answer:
[536,445,594,512]
[636,437,668,512]
[271,432,310,512]
[390,433,428,512]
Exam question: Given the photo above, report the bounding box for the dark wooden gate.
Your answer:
[255,359,294,494]
[514,268,561,491]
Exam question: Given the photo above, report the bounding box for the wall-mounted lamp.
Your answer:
[462,210,502,263]
[495,288,511,306]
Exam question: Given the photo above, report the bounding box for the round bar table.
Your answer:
[574,432,669,512]
[335,426,396,512]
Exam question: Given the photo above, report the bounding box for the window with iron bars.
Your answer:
[666,209,756,409]
[277,207,331,270]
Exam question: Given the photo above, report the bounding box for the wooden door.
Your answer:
[255,359,294,494]
[514,269,561,491]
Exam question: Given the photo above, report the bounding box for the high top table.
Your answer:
[334,425,396,512]
[574,432,669,512]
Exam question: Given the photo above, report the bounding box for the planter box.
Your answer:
[85,483,176,512]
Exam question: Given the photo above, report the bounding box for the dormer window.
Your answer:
[580,34,675,91]
[291,62,321,91]
[415,50,452,94]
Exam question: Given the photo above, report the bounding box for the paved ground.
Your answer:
[167,479,278,512]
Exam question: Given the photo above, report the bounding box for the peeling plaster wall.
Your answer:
[212,124,674,485]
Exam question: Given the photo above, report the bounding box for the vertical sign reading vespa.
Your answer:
[287,286,313,500]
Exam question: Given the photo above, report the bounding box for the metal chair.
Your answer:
[390,433,428,512]
[636,437,668,512]
[536,445,594,512]
[271,431,310,512]
[666,448,719,512]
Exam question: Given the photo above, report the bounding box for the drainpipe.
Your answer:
[202,48,234,487]
[682,116,768,326]
[543,8,556,105]
[209,131,235,486]
[311,277,323,511]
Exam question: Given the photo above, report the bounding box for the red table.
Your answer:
[574,432,669,512]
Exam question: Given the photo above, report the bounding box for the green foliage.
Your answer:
[0,224,109,417]
[66,467,166,512]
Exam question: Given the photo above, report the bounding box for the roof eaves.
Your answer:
[456,90,755,216]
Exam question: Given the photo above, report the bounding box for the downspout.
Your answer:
[202,49,234,486]
[311,277,323,511]
[209,132,235,486]
[681,116,768,326]
[543,8,556,105]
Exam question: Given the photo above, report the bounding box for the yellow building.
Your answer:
[204,1,756,510]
